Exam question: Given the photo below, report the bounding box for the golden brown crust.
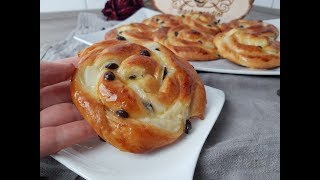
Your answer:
[142,14,182,28]
[104,23,158,42]
[219,19,279,40]
[213,26,280,69]
[181,12,221,35]
[71,39,206,153]
[154,24,219,61]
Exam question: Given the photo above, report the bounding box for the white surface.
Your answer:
[51,85,225,180]
[190,60,280,75]
[40,0,87,13]
[86,0,106,10]
[253,0,274,8]
[74,8,280,76]
[40,0,107,12]
[272,0,280,9]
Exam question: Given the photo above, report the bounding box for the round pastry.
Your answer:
[219,19,279,40]
[70,39,206,153]
[181,12,221,35]
[213,26,280,69]
[154,24,219,61]
[104,23,158,42]
[142,14,182,28]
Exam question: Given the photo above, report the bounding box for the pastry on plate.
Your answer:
[213,24,280,69]
[142,14,182,28]
[104,23,158,42]
[181,12,221,35]
[70,39,206,153]
[154,24,219,61]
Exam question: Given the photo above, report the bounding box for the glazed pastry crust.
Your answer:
[213,25,280,69]
[154,24,219,61]
[70,40,206,153]
[104,23,158,42]
[219,19,279,40]
[181,12,221,35]
[142,14,182,28]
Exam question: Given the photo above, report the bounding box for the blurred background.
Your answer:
[40,0,279,46]
[40,0,279,13]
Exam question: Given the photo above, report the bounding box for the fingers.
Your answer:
[40,62,75,89]
[40,81,71,110]
[40,103,83,128]
[40,120,97,159]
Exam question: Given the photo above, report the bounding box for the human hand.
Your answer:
[40,57,97,159]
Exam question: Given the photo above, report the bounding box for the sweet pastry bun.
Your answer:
[142,14,182,28]
[219,19,279,40]
[154,24,219,61]
[181,12,221,35]
[104,23,158,42]
[213,25,280,69]
[70,39,206,153]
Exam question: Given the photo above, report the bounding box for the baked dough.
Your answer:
[219,19,279,40]
[213,25,280,69]
[181,12,221,35]
[70,39,206,153]
[154,24,219,61]
[142,14,182,28]
[104,23,158,42]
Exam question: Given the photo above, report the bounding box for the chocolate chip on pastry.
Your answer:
[154,24,219,61]
[142,14,182,28]
[181,12,221,35]
[213,24,280,69]
[70,40,206,153]
[105,23,158,42]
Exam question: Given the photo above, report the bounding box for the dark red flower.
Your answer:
[102,0,144,20]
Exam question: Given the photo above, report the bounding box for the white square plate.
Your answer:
[52,85,225,180]
[74,8,280,76]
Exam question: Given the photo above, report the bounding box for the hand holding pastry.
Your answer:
[70,39,206,153]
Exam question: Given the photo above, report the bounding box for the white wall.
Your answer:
[254,0,280,9]
[40,0,106,13]
[40,0,279,13]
